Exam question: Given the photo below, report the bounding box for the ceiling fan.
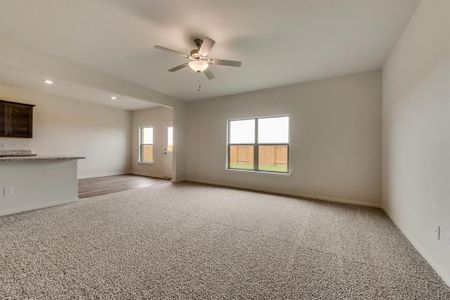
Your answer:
[154,37,242,80]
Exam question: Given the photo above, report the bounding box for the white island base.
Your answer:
[0,156,84,216]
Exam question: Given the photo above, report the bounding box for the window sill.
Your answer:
[138,161,154,165]
[225,168,291,176]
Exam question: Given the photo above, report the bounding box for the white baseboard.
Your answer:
[172,176,185,183]
[185,178,381,208]
[383,209,450,288]
[79,171,171,181]
[0,198,77,217]
[130,171,167,179]
[78,171,129,179]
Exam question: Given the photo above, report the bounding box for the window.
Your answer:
[228,116,289,173]
[167,126,173,152]
[139,127,153,163]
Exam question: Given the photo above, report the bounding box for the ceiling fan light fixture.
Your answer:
[188,60,209,72]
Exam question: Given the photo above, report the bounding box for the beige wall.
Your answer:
[171,104,187,182]
[0,84,131,178]
[185,70,382,206]
[131,106,173,178]
[382,0,450,286]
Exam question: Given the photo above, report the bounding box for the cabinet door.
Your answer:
[0,102,5,136]
[7,103,33,137]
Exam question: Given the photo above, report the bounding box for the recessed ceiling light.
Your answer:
[111,96,117,101]
[44,79,54,85]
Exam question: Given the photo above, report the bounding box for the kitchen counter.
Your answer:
[0,156,85,161]
[0,156,84,216]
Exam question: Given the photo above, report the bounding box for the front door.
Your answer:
[163,126,173,179]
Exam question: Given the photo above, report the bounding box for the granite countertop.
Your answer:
[0,149,35,157]
[0,156,85,161]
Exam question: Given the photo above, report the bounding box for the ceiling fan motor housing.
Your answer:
[194,38,204,48]
[190,49,202,59]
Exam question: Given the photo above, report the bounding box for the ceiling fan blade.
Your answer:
[204,69,215,80]
[154,45,189,58]
[168,63,189,72]
[198,37,215,57]
[210,59,242,67]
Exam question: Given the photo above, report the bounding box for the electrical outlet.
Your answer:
[6,187,14,196]
[3,187,14,196]
[435,226,441,241]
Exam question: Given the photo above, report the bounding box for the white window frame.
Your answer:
[139,127,154,164]
[226,115,290,174]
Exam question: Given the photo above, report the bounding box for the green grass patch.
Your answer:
[259,164,288,173]
[229,162,254,170]
[229,162,288,173]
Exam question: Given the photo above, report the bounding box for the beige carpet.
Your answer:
[0,182,449,299]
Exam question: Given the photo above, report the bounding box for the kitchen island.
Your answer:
[0,155,84,216]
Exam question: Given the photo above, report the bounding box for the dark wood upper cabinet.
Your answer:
[0,100,35,138]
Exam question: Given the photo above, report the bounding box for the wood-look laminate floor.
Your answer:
[78,174,169,199]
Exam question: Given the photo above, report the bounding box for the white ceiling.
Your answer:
[0,62,159,110]
[0,0,420,102]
